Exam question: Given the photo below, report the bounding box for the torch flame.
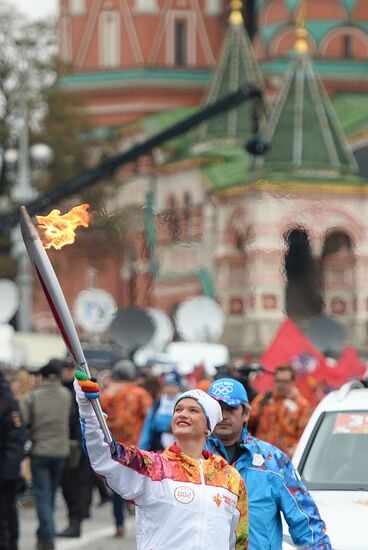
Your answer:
[36,204,91,250]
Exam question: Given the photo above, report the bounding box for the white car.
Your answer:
[283,380,368,550]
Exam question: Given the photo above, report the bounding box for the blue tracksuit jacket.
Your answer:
[207,429,332,550]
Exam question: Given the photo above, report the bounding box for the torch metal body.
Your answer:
[19,205,112,445]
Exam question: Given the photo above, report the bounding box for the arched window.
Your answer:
[270,26,317,57]
[99,11,120,68]
[166,12,196,66]
[322,28,368,60]
[343,34,352,59]
[321,230,356,318]
[322,231,354,258]
[259,0,288,25]
[175,20,187,66]
[283,227,323,321]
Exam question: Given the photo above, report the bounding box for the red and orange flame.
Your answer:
[36,204,90,250]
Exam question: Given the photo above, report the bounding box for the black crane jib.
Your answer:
[0,85,263,231]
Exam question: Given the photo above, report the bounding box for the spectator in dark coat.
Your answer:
[0,369,27,550]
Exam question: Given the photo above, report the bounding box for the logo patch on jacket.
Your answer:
[223,494,236,512]
[11,411,23,428]
[174,486,195,504]
[213,493,222,507]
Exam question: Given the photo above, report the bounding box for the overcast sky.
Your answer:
[9,0,58,19]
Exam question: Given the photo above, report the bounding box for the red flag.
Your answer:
[332,346,366,386]
[254,318,328,406]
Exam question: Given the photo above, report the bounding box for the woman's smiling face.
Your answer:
[172,398,208,439]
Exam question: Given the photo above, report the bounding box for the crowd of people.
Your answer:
[0,356,334,550]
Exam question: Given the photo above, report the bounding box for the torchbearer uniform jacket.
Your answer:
[75,383,248,550]
[207,429,332,550]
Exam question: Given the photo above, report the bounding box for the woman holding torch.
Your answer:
[74,372,248,549]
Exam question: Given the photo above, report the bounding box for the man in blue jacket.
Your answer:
[206,378,332,550]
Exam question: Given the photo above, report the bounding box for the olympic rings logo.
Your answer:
[211,383,234,396]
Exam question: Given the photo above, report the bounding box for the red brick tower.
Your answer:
[58,0,227,127]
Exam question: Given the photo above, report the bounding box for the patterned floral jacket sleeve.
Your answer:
[234,477,249,550]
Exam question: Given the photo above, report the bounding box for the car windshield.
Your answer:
[301,410,368,491]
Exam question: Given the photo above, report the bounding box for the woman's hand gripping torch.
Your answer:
[19,205,112,446]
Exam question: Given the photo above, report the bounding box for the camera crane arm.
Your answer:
[0,85,263,231]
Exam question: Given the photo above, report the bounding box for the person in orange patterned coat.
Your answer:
[248,365,311,456]
[99,359,152,537]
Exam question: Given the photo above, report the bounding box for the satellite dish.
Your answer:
[74,289,117,334]
[144,308,173,352]
[0,280,19,324]
[110,306,155,353]
[175,296,225,342]
[305,314,347,354]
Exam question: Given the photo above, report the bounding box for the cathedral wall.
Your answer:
[216,189,368,355]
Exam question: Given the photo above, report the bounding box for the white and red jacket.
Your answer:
[75,383,248,550]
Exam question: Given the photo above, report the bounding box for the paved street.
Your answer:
[19,492,136,550]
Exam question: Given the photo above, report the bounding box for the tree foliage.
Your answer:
[0,2,57,146]
[0,2,130,279]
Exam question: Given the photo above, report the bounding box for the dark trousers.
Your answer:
[0,487,18,550]
[112,492,125,528]
[60,453,94,524]
[31,455,65,542]
[94,473,110,502]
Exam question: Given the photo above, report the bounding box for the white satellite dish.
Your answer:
[0,279,19,324]
[145,308,173,352]
[175,296,225,342]
[74,288,117,334]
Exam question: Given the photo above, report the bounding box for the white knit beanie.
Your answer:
[174,389,222,433]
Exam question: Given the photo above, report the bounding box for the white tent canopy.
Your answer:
[11,332,66,370]
[135,342,229,376]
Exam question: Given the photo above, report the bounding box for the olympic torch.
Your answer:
[19,205,112,445]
